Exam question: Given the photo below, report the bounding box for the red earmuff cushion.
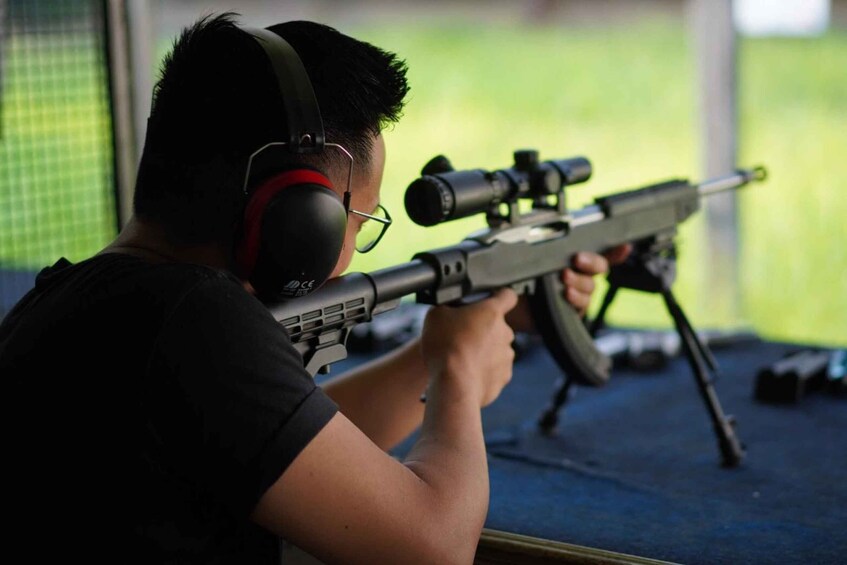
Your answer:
[237,169,335,278]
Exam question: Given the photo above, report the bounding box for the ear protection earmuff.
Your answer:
[235,27,348,299]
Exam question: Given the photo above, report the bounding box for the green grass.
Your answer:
[3,19,844,346]
[341,21,847,347]
[737,34,847,346]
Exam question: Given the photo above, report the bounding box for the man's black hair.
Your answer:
[133,13,409,244]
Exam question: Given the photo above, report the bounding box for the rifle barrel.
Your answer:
[369,260,438,303]
[698,166,767,197]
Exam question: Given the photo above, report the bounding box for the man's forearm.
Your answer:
[401,372,489,564]
[257,365,491,565]
[321,338,428,451]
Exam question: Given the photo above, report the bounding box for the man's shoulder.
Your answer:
[68,252,250,313]
[1,253,254,349]
[30,252,240,296]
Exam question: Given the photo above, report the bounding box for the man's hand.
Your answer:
[563,244,632,317]
[421,288,518,407]
[506,243,632,332]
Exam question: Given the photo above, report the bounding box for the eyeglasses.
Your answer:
[349,203,392,253]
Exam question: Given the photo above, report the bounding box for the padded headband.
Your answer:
[244,27,325,153]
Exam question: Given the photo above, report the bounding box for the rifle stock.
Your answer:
[264,155,766,384]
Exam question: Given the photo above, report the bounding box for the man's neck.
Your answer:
[100,216,231,270]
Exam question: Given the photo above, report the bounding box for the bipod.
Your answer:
[538,235,745,467]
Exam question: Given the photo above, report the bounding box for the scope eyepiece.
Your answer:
[405,169,505,226]
[404,175,456,227]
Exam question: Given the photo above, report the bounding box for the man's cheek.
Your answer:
[330,237,355,277]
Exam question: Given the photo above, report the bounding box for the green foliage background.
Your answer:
[2,17,844,345]
[344,21,847,346]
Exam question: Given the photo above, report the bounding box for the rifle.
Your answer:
[264,150,766,466]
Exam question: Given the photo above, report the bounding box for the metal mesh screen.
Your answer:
[0,0,115,318]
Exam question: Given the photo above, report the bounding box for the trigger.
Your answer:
[510,280,536,296]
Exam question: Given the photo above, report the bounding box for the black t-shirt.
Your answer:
[0,253,338,563]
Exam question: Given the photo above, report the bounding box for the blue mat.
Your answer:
[337,337,847,564]
[0,268,37,319]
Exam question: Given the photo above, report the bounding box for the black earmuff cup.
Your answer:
[250,183,346,298]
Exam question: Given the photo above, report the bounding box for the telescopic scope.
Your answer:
[404,150,592,226]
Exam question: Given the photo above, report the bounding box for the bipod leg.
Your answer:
[537,376,574,436]
[667,292,719,372]
[661,289,745,467]
[588,283,619,337]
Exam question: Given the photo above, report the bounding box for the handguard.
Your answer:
[528,271,612,387]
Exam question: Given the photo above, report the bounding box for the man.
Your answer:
[0,14,628,564]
